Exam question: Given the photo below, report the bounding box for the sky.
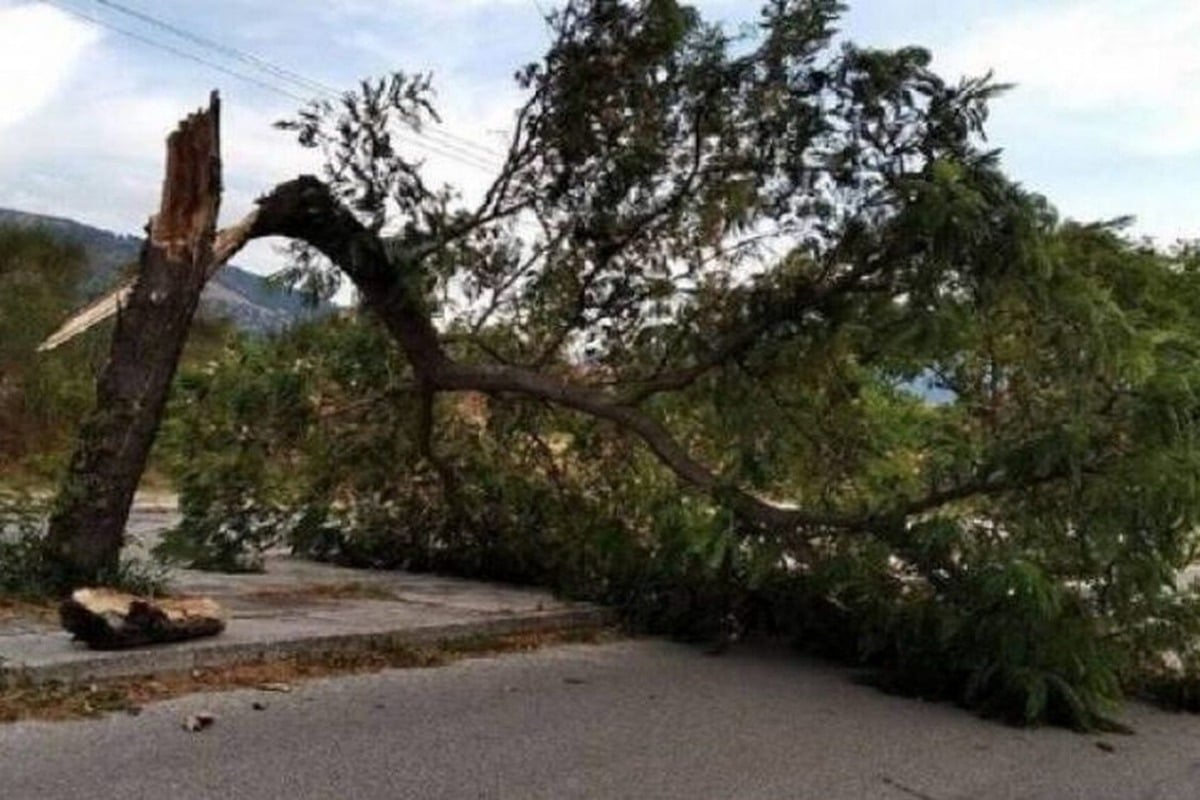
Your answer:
[0,0,1198,276]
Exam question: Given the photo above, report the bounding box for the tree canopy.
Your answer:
[257,0,1177,547]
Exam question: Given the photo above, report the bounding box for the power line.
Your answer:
[92,0,339,99]
[41,0,504,173]
[43,0,309,103]
[86,0,507,164]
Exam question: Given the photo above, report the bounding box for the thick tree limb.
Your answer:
[247,176,448,375]
[238,175,1078,549]
[225,179,818,541]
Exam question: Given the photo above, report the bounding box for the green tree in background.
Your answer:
[0,226,106,478]
[0,224,237,482]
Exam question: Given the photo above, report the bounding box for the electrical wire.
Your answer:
[93,0,340,98]
[42,0,558,248]
[87,0,508,163]
[529,0,554,34]
[530,0,555,22]
[41,0,503,172]
[43,0,309,103]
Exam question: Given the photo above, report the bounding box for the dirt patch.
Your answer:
[0,627,622,724]
[245,581,403,604]
[0,597,57,625]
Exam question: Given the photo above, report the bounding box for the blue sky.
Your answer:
[1,0,1197,275]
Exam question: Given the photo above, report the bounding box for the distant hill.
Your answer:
[0,208,327,333]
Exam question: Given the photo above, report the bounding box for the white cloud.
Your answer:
[936,1,1200,156]
[329,0,532,14]
[0,83,318,237]
[0,3,98,129]
[0,56,522,273]
[8,0,1188,257]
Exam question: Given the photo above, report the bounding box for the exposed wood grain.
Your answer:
[60,588,225,650]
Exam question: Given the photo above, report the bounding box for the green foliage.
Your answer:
[158,0,1200,733]
[791,537,1131,730]
[0,225,108,480]
[161,265,1200,731]
[155,329,313,571]
[0,491,57,599]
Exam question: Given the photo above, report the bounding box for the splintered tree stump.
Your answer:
[45,93,225,586]
[60,588,225,650]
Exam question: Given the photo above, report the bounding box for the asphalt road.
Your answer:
[3,639,1200,800]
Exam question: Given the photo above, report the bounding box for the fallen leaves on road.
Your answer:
[256,682,292,693]
[0,680,137,722]
[0,597,56,624]
[182,712,215,732]
[246,582,401,604]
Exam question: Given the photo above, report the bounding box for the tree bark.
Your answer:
[46,94,223,588]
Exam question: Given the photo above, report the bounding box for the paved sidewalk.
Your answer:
[0,509,610,685]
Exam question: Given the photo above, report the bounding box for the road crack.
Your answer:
[881,775,942,800]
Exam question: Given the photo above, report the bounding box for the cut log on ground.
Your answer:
[59,588,226,650]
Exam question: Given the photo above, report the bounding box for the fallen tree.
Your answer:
[47,2,1040,565]
[42,1,1200,728]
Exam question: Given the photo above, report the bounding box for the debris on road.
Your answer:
[60,588,225,650]
[256,682,292,693]
[182,712,215,732]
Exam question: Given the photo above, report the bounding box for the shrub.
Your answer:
[157,307,1200,732]
[0,490,167,598]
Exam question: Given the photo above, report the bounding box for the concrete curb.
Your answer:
[1,606,614,687]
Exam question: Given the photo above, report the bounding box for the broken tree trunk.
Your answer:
[45,94,224,587]
[60,588,225,649]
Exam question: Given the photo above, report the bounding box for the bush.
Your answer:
[157,308,1200,732]
[0,492,56,599]
[153,481,281,573]
[0,490,167,598]
[786,548,1130,730]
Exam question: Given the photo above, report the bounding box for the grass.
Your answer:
[0,626,621,724]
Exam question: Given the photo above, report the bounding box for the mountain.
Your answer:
[0,208,326,333]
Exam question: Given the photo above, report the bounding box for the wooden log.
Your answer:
[59,588,226,650]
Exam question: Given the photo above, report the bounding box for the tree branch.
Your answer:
[618,264,885,404]
[239,175,1074,553]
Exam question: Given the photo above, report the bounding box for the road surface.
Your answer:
[3,639,1200,799]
